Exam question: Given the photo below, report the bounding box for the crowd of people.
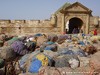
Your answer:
[65,27,98,35]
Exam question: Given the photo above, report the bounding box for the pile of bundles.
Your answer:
[0,33,46,75]
[0,33,100,75]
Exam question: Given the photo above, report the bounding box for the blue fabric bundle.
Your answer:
[76,50,87,57]
[11,41,28,55]
[82,33,85,36]
[19,54,30,68]
[64,50,75,55]
[58,48,69,54]
[78,41,85,46]
[58,48,75,55]
[28,59,42,73]
[34,33,42,37]
[55,57,70,68]
[47,41,54,45]
[44,44,57,51]
[55,55,79,68]
[44,46,52,51]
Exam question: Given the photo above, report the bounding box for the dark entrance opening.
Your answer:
[67,17,83,34]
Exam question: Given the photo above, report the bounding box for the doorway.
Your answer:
[66,17,83,34]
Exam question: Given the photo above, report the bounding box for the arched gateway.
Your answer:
[66,17,83,34]
[54,2,99,34]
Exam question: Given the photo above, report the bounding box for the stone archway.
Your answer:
[65,17,83,34]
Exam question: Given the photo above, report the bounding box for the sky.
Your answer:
[0,0,100,20]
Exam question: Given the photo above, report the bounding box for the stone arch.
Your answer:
[65,17,83,34]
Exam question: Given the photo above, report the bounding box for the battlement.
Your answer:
[0,19,52,27]
[0,19,50,23]
[0,19,60,35]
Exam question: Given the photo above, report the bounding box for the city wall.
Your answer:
[0,15,99,35]
[0,19,61,35]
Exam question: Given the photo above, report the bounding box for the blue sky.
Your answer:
[0,0,100,20]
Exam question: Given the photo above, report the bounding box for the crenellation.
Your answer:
[10,20,26,24]
[0,20,11,25]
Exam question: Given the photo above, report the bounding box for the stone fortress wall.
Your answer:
[0,16,61,35]
[0,15,100,36]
